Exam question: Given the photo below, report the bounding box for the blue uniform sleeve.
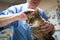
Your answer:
[0,6,17,15]
[0,4,22,15]
[38,8,48,21]
[0,4,22,30]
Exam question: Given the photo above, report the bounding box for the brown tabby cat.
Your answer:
[24,10,55,40]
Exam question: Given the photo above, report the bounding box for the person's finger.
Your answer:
[40,27,50,34]
[23,9,35,13]
[40,23,53,34]
[40,23,49,29]
[40,22,47,27]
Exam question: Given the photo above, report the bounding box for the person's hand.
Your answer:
[16,9,36,20]
[40,21,54,35]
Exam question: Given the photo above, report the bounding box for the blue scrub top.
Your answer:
[0,3,48,40]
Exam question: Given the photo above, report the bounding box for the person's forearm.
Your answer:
[0,14,19,27]
[0,14,19,21]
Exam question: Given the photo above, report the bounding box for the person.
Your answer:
[0,0,55,40]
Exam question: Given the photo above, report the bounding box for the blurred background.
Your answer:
[0,0,60,40]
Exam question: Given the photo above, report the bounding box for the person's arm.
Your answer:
[0,5,23,27]
[0,14,17,27]
[38,8,55,35]
[0,9,35,27]
[0,13,24,27]
[0,14,18,21]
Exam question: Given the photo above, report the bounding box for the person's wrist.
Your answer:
[15,13,25,20]
[14,15,19,20]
